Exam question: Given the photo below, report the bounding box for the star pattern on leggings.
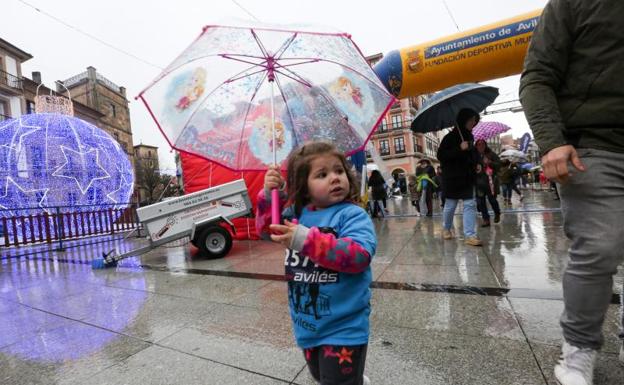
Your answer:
[336,347,353,365]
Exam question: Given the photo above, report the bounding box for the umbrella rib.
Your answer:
[272,73,301,150]
[274,33,298,60]
[226,67,269,84]
[273,68,312,88]
[279,57,386,93]
[235,71,269,170]
[220,54,268,68]
[250,29,270,58]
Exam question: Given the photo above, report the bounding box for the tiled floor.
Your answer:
[1,190,622,384]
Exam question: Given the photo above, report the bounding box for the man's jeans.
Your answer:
[559,148,624,349]
[442,198,477,238]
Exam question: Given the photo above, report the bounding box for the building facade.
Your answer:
[0,38,32,122]
[133,144,160,204]
[59,67,134,159]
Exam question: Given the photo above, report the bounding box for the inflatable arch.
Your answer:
[373,9,541,98]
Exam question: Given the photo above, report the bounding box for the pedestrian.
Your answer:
[256,142,375,385]
[474,139,501,226]
[434,166,445,207]
[415,159,437,217]
[367,169,388,218]
[437,108,482,246]
[520,0,624,383]
[407,174,420,216]
[499,159,514,206]
[509,162,524,201]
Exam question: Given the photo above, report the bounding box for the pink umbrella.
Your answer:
[472,121,511,141]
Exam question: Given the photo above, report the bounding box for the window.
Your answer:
[114,132,120,142]
[425,136,438,157]
[378,118,388,132]
[26,100,36,114]
[0,100,8,120]
[394,137,405,153]
[148,150,152,158]
[391,115,402,129]
[110,102,117,117]
[413,136,423,153]
[379,140,390,155]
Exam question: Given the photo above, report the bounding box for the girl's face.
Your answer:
[306,154,350,209]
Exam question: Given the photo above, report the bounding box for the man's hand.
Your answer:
[460,141,469,151]
[269,219,298,248]
[264,165,284,190]
[541,145,586,184]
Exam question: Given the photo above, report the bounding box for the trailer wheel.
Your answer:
[196,226,232,259]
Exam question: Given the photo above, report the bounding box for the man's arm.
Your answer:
[519,0,573,155]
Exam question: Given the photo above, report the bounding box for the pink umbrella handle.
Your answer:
[271,188,281,225]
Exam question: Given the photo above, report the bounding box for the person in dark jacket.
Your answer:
[436,108,482,246]
[367,169,387,218]
[475,139,501,226]
[519,0,624,383]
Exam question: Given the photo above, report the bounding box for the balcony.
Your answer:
[0,69,23,92]
[0,113,13,122]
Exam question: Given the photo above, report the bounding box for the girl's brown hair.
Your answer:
[286,142,359,216]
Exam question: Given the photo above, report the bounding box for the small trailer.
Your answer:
[92,179,252,268]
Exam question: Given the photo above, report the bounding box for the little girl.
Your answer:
[256,142,376,385]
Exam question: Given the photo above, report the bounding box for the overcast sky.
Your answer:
[4,0,548,172]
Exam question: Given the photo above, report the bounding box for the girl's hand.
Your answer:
[264,165,284,190]
[269,219,297,247]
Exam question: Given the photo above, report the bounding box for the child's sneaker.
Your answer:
[363,374,371,385]
[442,229,453,240]
[554,341,596,385]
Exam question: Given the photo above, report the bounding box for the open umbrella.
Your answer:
[472,121,511,141]
[410,83,499,133]
[137,22,395,223]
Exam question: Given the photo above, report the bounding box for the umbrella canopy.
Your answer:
[472,121,511,141]
[520,162,535,170]
[500,149,527,161]
[137,22,395,171]
[410,83,499,133]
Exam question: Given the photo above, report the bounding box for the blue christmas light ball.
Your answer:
[0,113,134,219]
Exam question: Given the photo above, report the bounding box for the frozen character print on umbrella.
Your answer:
[256,142,376,385]
[175,68,207,110]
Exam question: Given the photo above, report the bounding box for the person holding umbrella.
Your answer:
[437,108,482,246]
[475,139,501,226]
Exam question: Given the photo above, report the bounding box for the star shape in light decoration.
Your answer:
[52,146,111,194]
[336,347,353,365]
[106,172,134,204]
[0,176,49,213]
[13,119,42,153]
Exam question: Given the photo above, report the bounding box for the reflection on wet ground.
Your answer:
[1,189,622,384]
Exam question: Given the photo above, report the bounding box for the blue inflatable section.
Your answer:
[372,50,403,97]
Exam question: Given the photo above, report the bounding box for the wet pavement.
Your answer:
[1,189,622,384]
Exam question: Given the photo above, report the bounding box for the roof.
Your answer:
[133,144,159,149]
[0,38,33,62]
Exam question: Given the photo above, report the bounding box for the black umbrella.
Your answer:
[410,83,499,133]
